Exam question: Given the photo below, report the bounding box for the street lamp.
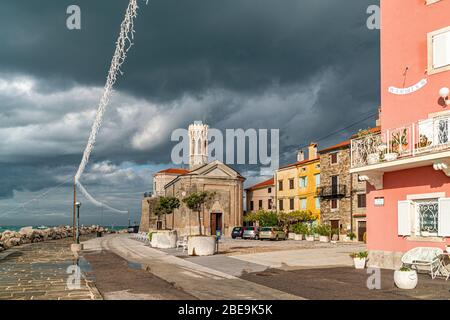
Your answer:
[75,202,81,244]
[439,87,450,106]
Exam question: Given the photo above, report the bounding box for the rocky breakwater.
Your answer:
[0,225,112,253]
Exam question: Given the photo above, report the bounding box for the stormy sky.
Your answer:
[0,0,380,226]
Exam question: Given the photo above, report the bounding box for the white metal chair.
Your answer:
[401,247,444,279]
[176,235,188,253]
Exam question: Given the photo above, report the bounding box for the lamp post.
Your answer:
[75,202,81,244]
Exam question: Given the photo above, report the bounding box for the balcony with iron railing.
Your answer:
[350,113,450,188]
[318,185,347,198]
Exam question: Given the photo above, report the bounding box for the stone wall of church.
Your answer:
[164,177,243,237]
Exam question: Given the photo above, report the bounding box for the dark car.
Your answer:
[231,226,244,239]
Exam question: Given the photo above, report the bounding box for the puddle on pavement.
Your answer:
[127,261,144,270]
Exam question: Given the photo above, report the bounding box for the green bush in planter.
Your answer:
[316,224,332,236]
[292,223,308,235]
[347,232,356,240]
[350,251,368,259]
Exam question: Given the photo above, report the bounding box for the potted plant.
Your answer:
[346,232,356,242]
[183,191,217,256]
[350,251,368,269]
[317,224,331,243]
[305,225,315,242]
[292,223,308,241]
[394,266,418,290]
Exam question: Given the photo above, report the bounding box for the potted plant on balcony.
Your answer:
[350,251,368,269]
[394,266,418,290]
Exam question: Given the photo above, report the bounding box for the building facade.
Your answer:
[319,140,368,240]
[350,0,450,268]
[246,178,275,212]
[140,121,245,237]
[275,143,320,219]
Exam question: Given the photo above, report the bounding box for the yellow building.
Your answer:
[275,143,321,219]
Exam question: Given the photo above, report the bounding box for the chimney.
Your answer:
[376,106,381,127]
[308,143,317,160]
[297,150,305,162]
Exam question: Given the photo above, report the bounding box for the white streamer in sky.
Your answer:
[75,0,145,214]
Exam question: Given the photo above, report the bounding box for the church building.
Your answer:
[140,121,245,237]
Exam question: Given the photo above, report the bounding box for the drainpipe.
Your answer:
[350,172,354,234]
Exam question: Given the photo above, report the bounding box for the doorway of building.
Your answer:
[156,220,163,230]
[330,219,340,232]
[210,212,223,235]
[358,220,366,242]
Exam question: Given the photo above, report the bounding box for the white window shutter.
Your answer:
[438,198,450,237]
[398,200,413,236]
[433,31,450,69]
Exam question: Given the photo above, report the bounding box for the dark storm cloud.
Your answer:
[0,0,380,223]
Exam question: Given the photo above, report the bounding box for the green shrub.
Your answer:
[347,232,356,240]
[350,251,368,259]
[292,223,309,235]
[315,224,332,236]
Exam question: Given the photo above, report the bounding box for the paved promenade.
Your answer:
[0,236,101,300]
[82,234,302,300]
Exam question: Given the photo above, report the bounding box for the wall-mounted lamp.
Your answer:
[439,87,450,106]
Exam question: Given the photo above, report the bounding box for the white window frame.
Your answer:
[299,198,307,210]
[428,26,450,75]
[398,192,450,238]
[299,176,307,189]
[315,173,320,187]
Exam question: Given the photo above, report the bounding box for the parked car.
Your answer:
[259,227,287,241]
[231,226,244,239]
[243,226,260,240]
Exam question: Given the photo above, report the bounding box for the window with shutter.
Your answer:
[438,198,450,237]
[428,27,450,74]
[398,200,413,236]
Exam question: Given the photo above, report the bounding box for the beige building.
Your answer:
[140,121,245,237]
[245,178,274,212]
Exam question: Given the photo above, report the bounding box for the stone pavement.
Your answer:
[0,236,102,300]
[230,244,366,270]
[83,234,302,300]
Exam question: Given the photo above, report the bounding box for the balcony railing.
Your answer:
[318,185,347,198]
[351,114,450,168]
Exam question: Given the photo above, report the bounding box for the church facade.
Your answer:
[140,121,245,237]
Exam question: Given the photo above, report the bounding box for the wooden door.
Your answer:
[358,221,367,241]
[210,213,222,235]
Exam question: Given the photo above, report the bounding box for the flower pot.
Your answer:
[305,235,314,242]
[353,257,366,269]
[394,270,418,290]
[288,233,295,240]
[342,236,350,242]
[367,153,379,165]
[294,234,303,241]
[384,152,398,161]
[319,235,330,243]
[188,236,216,256]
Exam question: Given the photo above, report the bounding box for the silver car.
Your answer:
[242,226,259,240]
[259,227,286,241]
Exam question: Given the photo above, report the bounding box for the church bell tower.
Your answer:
[188,121,209,170]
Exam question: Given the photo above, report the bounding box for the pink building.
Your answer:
[350,0,450,268]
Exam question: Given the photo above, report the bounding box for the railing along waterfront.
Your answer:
[351,115,450,168]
